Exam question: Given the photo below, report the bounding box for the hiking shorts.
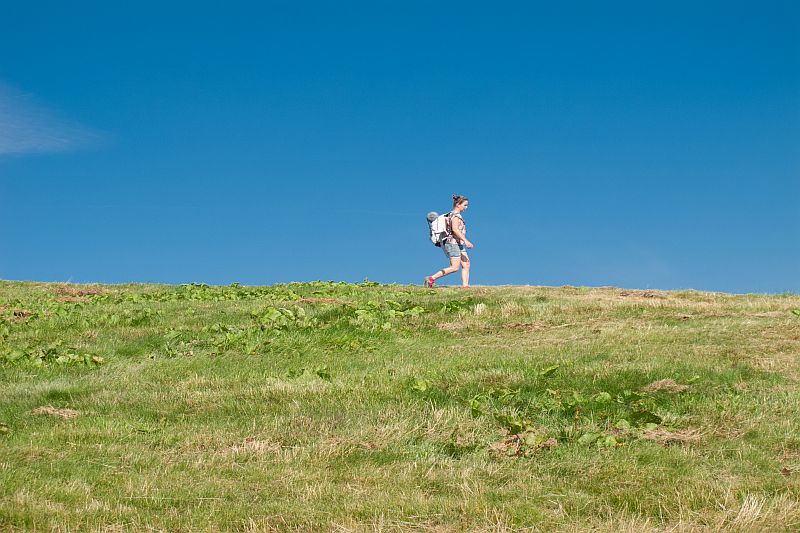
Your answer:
[443,240,467,259]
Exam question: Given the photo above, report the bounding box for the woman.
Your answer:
[424,195,473,288]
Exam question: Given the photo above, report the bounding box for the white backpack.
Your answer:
[426,211,451,247]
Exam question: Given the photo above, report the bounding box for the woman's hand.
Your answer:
[465,240,474,249]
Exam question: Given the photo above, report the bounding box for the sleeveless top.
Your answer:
[448,211,466,242]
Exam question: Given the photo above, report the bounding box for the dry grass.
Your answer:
[641,379,691,393]
[640,428,703,446]
[52,286,107,297]
[30,406,81,419]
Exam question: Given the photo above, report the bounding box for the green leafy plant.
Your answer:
[326,334,373,353]
[2,341,104,367]
[441,299,475,313]
[468,394,486,417]
[250,305,315,330]
[410,377,430,393]
[495,410,535,435]
[539,364,560,377]
[593,391,614,403]
[286,365,332,381]
[349,301,425,331]
[86,308,163,327]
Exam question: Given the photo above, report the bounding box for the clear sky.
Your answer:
[1,1,798,293]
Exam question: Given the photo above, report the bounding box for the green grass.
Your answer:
[1,280,799,531]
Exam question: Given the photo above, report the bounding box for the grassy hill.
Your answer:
[1,280,799,531]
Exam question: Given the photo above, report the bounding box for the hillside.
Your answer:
[1,280,799,531]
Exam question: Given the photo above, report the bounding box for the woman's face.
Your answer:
[458,201,469,211]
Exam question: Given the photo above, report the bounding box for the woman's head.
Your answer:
[452,194,469,210]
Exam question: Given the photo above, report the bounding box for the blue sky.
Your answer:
[1,1,798,293]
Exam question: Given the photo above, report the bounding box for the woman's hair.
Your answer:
[452,194,469,207]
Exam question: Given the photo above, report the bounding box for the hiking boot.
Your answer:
[424,276,435,288]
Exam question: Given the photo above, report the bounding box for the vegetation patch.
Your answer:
[0,281,798,531]
[2,340,104,367]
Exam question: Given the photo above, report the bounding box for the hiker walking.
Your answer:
[425,195,473,288]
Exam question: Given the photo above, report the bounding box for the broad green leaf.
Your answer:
[598,435,618,448]
[616,390,644,404]
[410,378,429,393]
[630,410,662,426]
[577,432,599,445]
[615,419,631,430]
[522,433,541,447]
[315,366,331,381]
[468,396,485,417]
[6,349,25,362]
[539,365,560,377]
[593,392,613,403]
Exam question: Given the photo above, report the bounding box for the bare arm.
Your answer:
[450,215,473,248]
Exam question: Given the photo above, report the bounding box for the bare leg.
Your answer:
[431,257,461,281]
[460,253,470,287]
